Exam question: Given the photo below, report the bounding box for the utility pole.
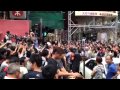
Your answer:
[3,11,6,20]
[40,18,42,38]
[68,11,72,44]
[115,15,118,43]
[83,27,86,78]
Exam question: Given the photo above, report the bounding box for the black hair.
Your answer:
[30,54,42,67]
[96,56,102,64]
[6,31,10,34]
[97,47,100,51]
[0,48,7,60]
[9,56,19,63]
[69,48,75,53]
[41,49,49,57]
[10,46,16,51]
[27,38,33,45]
[52,47,65,54]
[0,48,7,54]
[19,57,26,65]
[51,41,55,45]
[42,65,57,79]
[113,51,118,57]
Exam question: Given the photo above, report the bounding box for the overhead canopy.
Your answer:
[29,11,64,29]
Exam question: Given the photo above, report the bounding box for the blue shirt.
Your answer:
[34,38,38,49]
[66,52,72,64]
[22,71,44,79]
[106,63,117,79]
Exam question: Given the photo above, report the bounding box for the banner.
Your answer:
[75,11,118,17]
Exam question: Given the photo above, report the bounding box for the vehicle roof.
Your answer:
[87,57,120,65]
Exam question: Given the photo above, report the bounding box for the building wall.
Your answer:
[0,20,30,41]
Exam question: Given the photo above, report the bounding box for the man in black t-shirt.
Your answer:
[47,47,82,79]
[22,54,43,79]
[47,47,65,70]
[42,64,57,79]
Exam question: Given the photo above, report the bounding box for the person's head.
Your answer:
[41,49,49,57]
[10,46,16,51]
[52,47,65,60]
[69,47,74,53]
[42,65,57,79]
[9,56,19,65]
[6,31,10,35]
[105,55,113,64]
[7,63,21,79]
[25,32,28,36]
[96,56,102,64]
[19,57,26,66]
[0,48,7,60]
[29,54,42,71]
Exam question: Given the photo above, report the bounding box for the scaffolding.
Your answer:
[68,11,119,43]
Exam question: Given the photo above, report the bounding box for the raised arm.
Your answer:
[0,43,6,49]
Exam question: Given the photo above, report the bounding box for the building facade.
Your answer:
[69,11,118,42]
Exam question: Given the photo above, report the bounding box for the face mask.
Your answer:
[25,61,32,70]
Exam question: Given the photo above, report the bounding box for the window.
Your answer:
[85,60,97,70]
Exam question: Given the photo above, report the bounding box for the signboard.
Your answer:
[75,11,118,17]
[10,11,26,19]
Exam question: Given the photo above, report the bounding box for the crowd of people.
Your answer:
[0,31,120,79]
